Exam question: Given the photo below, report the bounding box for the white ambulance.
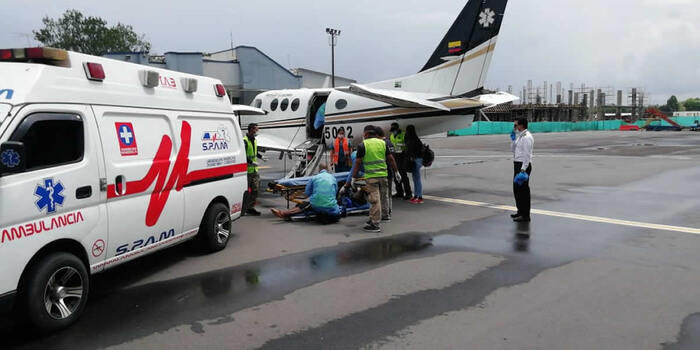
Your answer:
[0,47,255,332]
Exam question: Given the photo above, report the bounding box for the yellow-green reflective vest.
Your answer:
[390,130,406,153]
[243,136,258,174]
[362,138,387,179]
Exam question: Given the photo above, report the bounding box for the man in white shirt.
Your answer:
[510,117,534,222]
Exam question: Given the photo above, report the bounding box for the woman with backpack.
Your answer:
[405,125,424,204]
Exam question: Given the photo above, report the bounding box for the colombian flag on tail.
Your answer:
[448,41,462,54]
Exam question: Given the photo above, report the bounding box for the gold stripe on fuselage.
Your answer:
[423,42,497,74]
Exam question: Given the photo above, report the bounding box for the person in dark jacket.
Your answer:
[405,125,424,204]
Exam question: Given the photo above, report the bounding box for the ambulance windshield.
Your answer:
[0,104,9,126]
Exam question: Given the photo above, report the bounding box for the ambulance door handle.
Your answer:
[76,186,92,199]
[115,175,127,196]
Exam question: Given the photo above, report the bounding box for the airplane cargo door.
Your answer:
[307,94,328,140]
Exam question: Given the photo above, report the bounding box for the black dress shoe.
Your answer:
[510,213,520,218]
[403,195,412,200]
[246,208,262,216]
[512,216,531,222]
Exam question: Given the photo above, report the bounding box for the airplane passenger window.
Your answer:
[291,98,300,111]
[270,99,279,111]
[253,99,262,108]
[280,98,289,111]
[335,99,348,110]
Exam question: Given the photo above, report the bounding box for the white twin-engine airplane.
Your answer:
[242,0,516,153]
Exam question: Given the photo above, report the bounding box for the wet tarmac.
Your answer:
[4,131,700,349]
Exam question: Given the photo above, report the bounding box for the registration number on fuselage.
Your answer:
[324,126,354,140]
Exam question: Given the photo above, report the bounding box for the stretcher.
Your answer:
[266,172,370,220]
[290,202,370,222]
[267,171,359,207]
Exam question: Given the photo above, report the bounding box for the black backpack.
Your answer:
[422,144,435,167]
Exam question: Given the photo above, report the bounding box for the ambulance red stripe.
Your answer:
[106,121,248,226]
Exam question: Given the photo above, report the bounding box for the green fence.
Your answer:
[449,116,700,136]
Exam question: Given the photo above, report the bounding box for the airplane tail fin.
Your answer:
[423,0,508,96]
[366,0,508,97]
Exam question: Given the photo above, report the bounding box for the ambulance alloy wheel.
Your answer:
[23,252,89,333]
[199,202,231,253]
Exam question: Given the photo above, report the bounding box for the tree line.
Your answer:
[33,9,150,56]
[660,96,700,113]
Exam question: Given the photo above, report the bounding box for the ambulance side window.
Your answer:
[10,113,84,172]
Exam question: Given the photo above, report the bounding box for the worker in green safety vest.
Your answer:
[390,122,412,200]
[350,125,400,232]
[243,123,262,216]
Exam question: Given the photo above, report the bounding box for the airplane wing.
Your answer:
[255,133,297,153]
[232,105,267,115]
[338,83,451,111]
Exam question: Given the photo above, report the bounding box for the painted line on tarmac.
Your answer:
[436,154,693,160]
[423,195,700,235]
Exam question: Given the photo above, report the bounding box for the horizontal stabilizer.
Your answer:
[478,91,520,108]
[339,83,451,111]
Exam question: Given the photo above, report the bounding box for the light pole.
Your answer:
[326,28,340,88]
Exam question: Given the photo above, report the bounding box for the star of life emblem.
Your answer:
[1,149,20,168]
[479,8,496,28]
[35,178,65,214]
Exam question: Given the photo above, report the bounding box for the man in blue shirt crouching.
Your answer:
[271,163,341,223]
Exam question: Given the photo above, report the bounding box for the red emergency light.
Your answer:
[0,47,68,61]
[83,62,105,81]
[214,84,226,97]
[26,47,44,59]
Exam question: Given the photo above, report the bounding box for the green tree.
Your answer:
[33,10,151,56]
[684,98,700,111]
[666,95,680,112]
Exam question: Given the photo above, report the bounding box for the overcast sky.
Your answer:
[2,0,699,104]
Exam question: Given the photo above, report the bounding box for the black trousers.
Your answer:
[391,153,412,197]
[513,162,532,218]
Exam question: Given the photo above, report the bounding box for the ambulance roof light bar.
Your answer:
[0,47,68,62]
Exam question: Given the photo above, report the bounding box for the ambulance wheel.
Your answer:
[23,252,89,333]
[199,202,231,253]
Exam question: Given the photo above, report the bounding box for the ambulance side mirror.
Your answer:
[0,141,26,175]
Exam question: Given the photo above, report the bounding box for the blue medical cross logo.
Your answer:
[119,125,135,146]
[35,178,65,214]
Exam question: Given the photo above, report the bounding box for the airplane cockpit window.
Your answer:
[270,99,279,111]
[291,98,300,111]
[280,98,289,111]
[252,99,262,108]
[335,99,348,110]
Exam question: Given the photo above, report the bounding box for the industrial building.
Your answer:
[104,46,355,105]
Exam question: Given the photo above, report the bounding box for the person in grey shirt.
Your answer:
[510,117,534,222]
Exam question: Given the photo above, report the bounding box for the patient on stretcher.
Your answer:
[271,163,342,223]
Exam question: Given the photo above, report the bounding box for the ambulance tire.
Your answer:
[199,202,231,253]
[23,252,89,334]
